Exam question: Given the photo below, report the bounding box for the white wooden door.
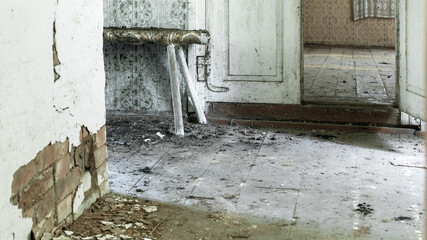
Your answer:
[189,0,302,105]
[398,0,426,120]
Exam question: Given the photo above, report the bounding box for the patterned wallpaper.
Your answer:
[304,0,395,47]
[103,0,188,113]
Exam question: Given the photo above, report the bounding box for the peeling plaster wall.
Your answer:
[103,0,188,114]
[0,0,105,238]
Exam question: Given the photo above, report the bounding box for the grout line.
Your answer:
[183,140,224,206]
[126,146,173,192]
[287,190,301,239]
[369,48,393,100]
[353,48,359,98]
[334,49,345,97]
[241,129,269,183]
[308,47,332,92]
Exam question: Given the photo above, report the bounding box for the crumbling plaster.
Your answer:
[0,0,105,238]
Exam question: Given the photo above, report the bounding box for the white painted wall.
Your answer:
[0,0,105,238]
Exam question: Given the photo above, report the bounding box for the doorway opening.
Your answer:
[302,1,397,107]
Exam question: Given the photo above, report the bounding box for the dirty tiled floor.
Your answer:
[304,45,395,105]
[106,114,424,239]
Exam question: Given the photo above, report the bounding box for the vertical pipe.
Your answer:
[176,47,208,124]
[167,44,185,136]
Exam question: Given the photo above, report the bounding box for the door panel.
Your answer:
[203,0,301,104]
[398,0,426,120]
[229,0,279,77]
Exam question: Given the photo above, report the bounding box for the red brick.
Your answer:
[57,194,72,224]
[23,203,36,219]
[10,193,19,206]
[36,188,55,222]
[12,159,37,193]
[96,163,108,185]
[80,126,89,142]
[32,212,54,240]
[37,144,56,172]
[96,125,106,148]
[20,168,54,211]
[93,145,107,169]
[55,138,69,161]
[55,167,81,201]
[55,153,71,180]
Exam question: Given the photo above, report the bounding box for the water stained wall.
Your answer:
[104,0,189,114]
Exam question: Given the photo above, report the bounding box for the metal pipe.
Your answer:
[104,28,210,45]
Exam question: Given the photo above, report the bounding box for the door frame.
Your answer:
[188,0,416,114]
[300,0,400,107]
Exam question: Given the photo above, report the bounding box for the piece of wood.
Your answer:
[208,118,416,135]
[167,44,184,136]
[207,102,402,127]
[176,47,207,124]
[104,28,210,45]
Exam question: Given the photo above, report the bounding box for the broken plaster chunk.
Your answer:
[142,205,158,213]
[52,236,71,240]
[135,222,147,228]
[64,230,74,236]
[156,132,165,139]
[120,234,133,239]
[100,221,114,226]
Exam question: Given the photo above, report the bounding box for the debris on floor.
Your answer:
[354,203,374,217]
[102,114,425,239]
[54,193,164,240]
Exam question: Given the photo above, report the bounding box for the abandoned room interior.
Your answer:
[1,0,427,239]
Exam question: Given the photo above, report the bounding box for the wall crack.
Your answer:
[52,21,61,82]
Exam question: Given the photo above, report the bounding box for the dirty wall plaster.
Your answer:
[103,0,188,114]
[0,0,105,238]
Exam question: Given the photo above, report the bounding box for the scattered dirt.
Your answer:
[394,216,413,221]
[54,193,295,240]
[353,226,371,238]
[354,203,374,217]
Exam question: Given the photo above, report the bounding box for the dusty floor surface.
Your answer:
[304,45,395,105]
[57,114,425,239]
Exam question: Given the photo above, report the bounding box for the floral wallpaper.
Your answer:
[304,0,395,47]
[103,0,188,113]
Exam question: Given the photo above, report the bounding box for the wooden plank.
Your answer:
[207,102,401,127]
[208,118,416,135]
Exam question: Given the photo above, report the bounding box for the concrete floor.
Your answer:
[304,46,395,105]
[107,115,425,239]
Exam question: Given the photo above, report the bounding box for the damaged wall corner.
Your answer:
[0,0,107,238]
[10,126,109,239]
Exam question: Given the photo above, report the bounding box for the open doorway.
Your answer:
[302,0,397,106]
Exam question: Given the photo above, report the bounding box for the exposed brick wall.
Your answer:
[10,126,108,239]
